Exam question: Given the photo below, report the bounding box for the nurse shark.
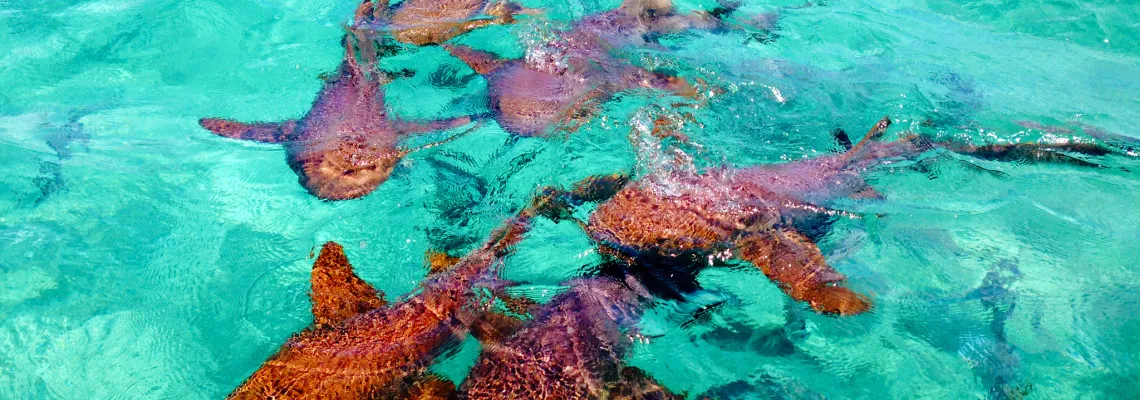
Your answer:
[534,116,1122,315]
[352,0,536,46]
[200,6,480,200]
[459,275,682,399]
[227,207,535,399]
[444,0,757,137]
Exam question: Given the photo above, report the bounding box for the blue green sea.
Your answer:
[2,0,1139,398]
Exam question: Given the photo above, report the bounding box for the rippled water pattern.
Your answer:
[2,0,1139,398]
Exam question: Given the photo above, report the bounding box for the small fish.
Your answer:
[200,6,480,201]
[535,117,1122,316]
[228,210,534,399]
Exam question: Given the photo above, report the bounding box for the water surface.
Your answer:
[2,0,1138,398]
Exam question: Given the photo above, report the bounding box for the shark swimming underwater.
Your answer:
[24,110,91,205]
[459,275,683,399]
[227,208,535,399]
[534,116,1124,316]
[199,6,480,201]
[351,0,535,46]
[442,0,752,137]
[938,260,1031,400]
[443,43,701,138]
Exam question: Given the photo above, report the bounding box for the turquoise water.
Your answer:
[2,0,1139,398]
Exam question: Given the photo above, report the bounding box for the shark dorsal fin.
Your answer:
[310,242,387,328]
[844,116,892,160]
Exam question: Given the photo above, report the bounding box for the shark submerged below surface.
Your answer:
[199,11,481,201]
[226,210,533,399]
[537,116,1127,316]
[80,0,1139,397]
[446,0,762,137]
[460,276,678,399]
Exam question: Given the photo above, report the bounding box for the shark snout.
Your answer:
[292,146,403,201]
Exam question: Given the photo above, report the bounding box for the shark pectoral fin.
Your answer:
[608,367,685,400]
[406,375,457,400]
[425,250,462,275]
[309,242,388,328]
[546,84,617,137]
[531,173,629,222]
[399,119,486,155]
[570,173,631,203]
[736,230,871,316]
[443,44,510,75]
[469,310,525,344]
[436,20,501,45]
[199,118,296,143]
[530,186,577,222]
[393,115,474,136]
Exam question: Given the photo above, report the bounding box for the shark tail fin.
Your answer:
[947,141,1115,168]
[443,44,508,75]
[737,230,872,316]
[310,242,388,328]
[199,118,296,143]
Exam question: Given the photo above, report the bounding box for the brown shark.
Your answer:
[227,209,534,399]
[460,276,683,399]
[200,9,479,201]
[535,117,1122,316]
[562,0,738,50]
[442,0,740,137]
[352,0,534,46]
[443,43,701,137]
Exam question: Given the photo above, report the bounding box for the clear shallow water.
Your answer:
[1,0,1139,398]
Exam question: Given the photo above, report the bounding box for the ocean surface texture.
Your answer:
[2,0,1139,398]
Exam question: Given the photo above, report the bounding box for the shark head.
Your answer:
[289,139,404,201]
